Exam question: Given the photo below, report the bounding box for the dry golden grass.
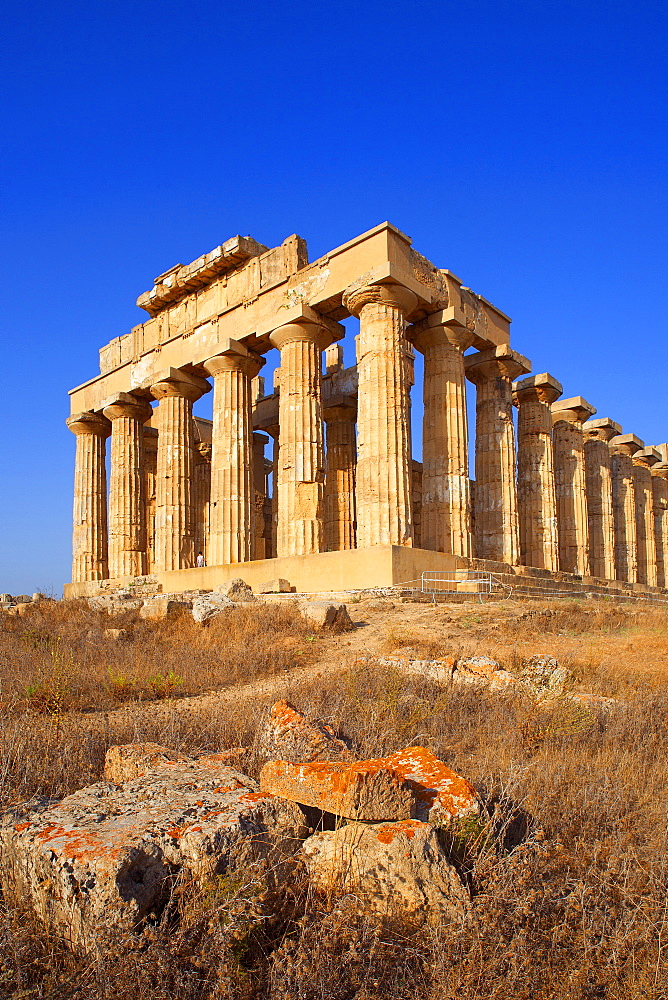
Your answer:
[0,597,667,999]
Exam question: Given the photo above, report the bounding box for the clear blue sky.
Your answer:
[1,0,666,595]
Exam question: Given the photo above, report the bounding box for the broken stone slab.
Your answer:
[214,578,255,602]
[103,743,191,783]
[191,593,234,624]
[260,759,414,821]
[89,595,144,614]
[355,654,456,684]
[256,700,351,764]
[139,598,191,620]
[259,578,292,594]
[0,758,308,953]
[454,656,521,692]
[518,654,573,695]
[299,601,353,630]
[302,819,468,925]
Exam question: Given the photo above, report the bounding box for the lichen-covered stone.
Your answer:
[257,700,350,764]
[302,819,468,924]
[519,654,572,695]
[0,758,308,953]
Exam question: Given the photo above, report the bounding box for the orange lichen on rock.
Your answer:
[257,700,351,764]
[260,747,479,825]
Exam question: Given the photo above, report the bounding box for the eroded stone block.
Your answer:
[257,700,350,764]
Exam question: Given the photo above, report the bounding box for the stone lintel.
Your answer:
[653,443,668,463]
[610,433,644,455]
[253,392,280,432]
[551,396,596,424]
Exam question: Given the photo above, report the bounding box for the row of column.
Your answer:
[68,276,668,589]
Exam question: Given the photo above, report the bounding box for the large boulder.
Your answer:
[215,578,255,602]
[0,757,308,953]
[299,601,353,631]
[302,819,468,924]
[191,593,234,624]
[260,747,479,826]
[256,700,351,764]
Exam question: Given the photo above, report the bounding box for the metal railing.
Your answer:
[419,570,512,602]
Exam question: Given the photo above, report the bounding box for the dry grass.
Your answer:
[0,598,667,998]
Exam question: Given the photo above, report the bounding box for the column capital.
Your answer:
[409,308,476,353]
[610,433,644,457]
[651,462,668,480]
[203,349,264,380]
[66,410,111,437]
[149,368,211,403]
[343,280,418,319]
[102,392,153,423]
[465,345,531,384]
[324,403,357,423]
[634,446,662,468]
[583,417,622,442]
[512,373,562,407]
[268,320,334,352]
[551,396,596,427]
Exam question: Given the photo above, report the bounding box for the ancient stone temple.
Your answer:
[65,224,668,597]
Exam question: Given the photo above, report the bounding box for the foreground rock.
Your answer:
[302,819,468,924]
[517,654,573,695]
[299,601,353,630]
[191,592,234,624]
[257,700,351,763]
[0,756,307,952]
[260,747,479,825]
[215,578,256,602]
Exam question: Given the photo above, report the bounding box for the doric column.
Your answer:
[633,447,661,587]
[465,346,530,564]
[66,410,111,582]
[412,461,423,549]
[651,462,668,588]
[143,426,158,573]
[551,396,596,576]
[149,369,210,572]
[252,432,270,560]
[193,441,211,565]
[609,433,643,583]
[203,349,263,566]
[343,281,417,548]
[410,312,473,556]
[268,321,333,557]
[512,374,562,571]
[324,404,357,551]
[102,392,153,578]
[582,418,620,581]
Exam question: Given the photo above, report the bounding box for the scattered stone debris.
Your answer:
[517,653,573,695]
[302,819,468,924]
[191,592,234,624]
[256,700,351,763]
[215,578,256,602]
[139,598,191,620]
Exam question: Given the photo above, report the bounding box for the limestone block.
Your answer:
[139,598,191,620]
[104,743,190,783]
[302,820,468,924]
[298,601,353,630]
[454,656,521,691]
[259,759,414,821]
[191,593,234,624]
[215,578,255,602]
[256,700,350,763]
[259,578,292,594]
[518,654,572,694]
[32,593,47,602]
[0,760,307,953]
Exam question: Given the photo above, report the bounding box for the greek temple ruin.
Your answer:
[65,223,668,597]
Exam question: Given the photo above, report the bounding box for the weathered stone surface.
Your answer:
[191,593,234,624]
[299,601,353,630]
[518,654,572,694]
[139,598,190,620]
[103,627,130,641]
[302,819,468,924]
[259,578,292,594]
[454,655,521,691]
[257,700,350,764]
[104,743,191,783]
[260,747,479,826]
[215,578,255,602]
[1,758,308,952]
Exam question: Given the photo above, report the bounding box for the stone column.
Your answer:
[149,370,210,572]
[143,426,158,573]
[193,441,211,565]
[465,346,530,564]
[412,461,423,549]
[252,432,270,560]
[66,410,111,582]
[343,282,417,549]
[512,374,562,571]
[651,463,668,588]
[102,393,153,579]
[582,418,620,581]
[268,321,332,557]
[266,426,279,560]
[410,313,474,556]
[609,433,643,584]
[551,396,596,577]
[633,447,661,587]
[203,350,263,566]
[324,404,357,551]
